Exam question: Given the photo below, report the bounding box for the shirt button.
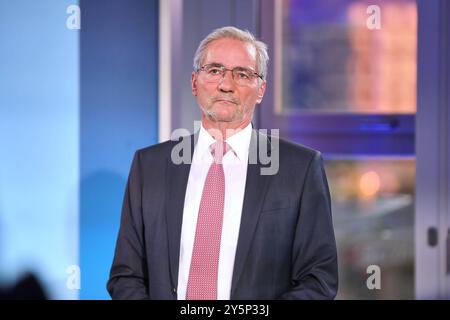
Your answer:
[173,287,177,293]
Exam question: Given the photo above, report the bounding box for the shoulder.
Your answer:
[264,132,322,165]
[278,137,319,158]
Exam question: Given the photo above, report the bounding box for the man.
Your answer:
[107,26,338,300]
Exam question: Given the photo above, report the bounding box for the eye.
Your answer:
[237,71,250,79]
[233,68,252,80]
[207,67,222,75]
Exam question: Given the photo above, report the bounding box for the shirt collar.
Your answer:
[195,122,253,162]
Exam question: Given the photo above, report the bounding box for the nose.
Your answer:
[218,69,235,93]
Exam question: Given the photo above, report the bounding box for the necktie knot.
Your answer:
[210,141,229,163]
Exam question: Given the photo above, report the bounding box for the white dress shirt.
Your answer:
[177,122,252,300]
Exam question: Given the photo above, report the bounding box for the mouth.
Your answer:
[215,99,237,105]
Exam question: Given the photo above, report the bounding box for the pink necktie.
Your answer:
[186,141,229,300]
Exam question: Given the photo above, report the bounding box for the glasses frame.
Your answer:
[196,63,264,85]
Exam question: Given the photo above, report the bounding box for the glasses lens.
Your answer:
[232,69,253,85]
[204,65,223,78]
[201,65,257,85]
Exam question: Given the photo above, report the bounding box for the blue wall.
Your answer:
[0,0,79,299]
[0,0,159,299]
[79,0,159,299]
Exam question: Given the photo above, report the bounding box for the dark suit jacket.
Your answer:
[107,130,338,299]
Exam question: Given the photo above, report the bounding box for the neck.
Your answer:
[201,115,251,141]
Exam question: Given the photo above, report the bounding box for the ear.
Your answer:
[255,80,266,104]
[191,72,198,96]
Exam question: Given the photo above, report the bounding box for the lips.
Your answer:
[215,99,238,105]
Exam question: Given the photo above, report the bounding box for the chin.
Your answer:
[208,114,235,123]
[207,109,237,121]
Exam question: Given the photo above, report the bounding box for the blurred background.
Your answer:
[0,0,449,299]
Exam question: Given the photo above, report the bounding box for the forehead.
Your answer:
[203,38,257,69]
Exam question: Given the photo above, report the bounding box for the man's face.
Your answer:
[191,38,266,126]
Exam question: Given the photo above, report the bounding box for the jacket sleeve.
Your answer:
[107,151,150,299]
[278,151,339,300]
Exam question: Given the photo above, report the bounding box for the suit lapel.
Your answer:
[166,133,197,288]
[165,129,274,295]
[230,130,273,296]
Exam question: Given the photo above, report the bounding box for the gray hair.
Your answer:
[193,26,269,81]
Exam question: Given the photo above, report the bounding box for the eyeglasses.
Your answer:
[196,63,263,86]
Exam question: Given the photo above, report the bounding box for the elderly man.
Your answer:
[107,26,338,300]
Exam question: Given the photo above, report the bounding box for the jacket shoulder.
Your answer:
[279,137,319,156]
[269,135,321,163]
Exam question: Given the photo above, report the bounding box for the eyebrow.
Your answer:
[206,62,256,71]
[207,62,224,67]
